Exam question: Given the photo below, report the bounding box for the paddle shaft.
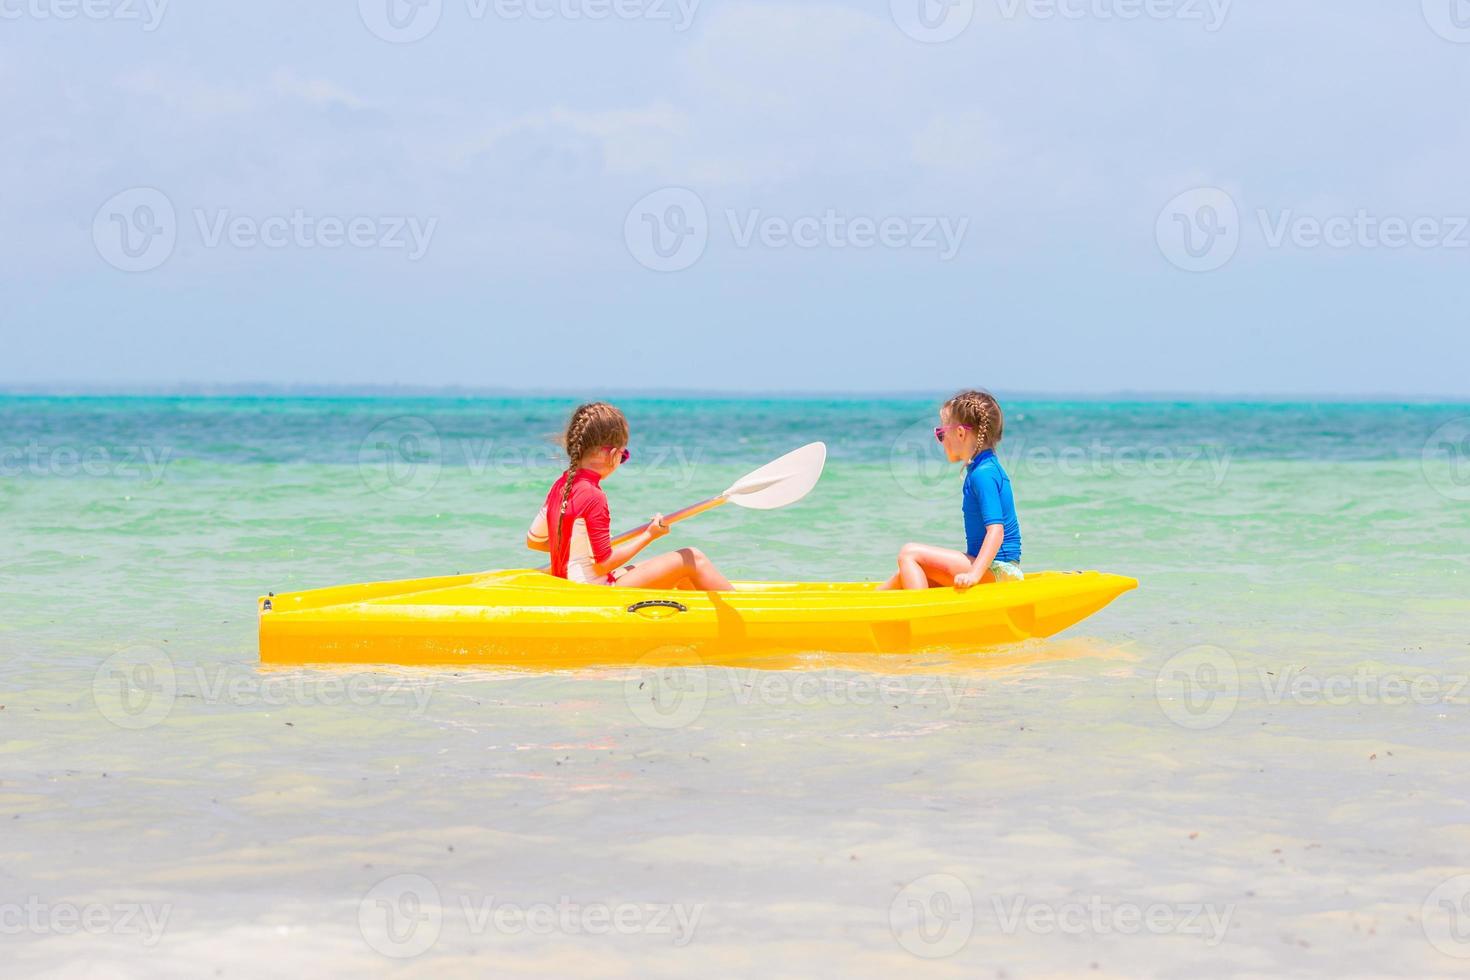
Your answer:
[610,494,727,546]
[535,494,727,572]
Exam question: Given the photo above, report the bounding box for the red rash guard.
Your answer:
[542,468,612,580]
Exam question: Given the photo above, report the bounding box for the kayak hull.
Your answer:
[257,569,1137,669]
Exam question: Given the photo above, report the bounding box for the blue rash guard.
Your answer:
[962,449,1022,564]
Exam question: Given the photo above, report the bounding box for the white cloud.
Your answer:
[269,69,370,111]
[440,105,689,179]
[112,67,373,119]
[114,68,260,118]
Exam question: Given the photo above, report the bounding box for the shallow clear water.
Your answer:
[3,396,1469,977]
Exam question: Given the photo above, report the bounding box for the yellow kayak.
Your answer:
[257,569,1137,669]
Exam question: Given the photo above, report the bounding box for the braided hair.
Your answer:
[942,389,1004,460]
[551,401,629,566]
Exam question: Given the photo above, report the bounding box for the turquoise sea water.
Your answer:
[4,396,1470,977]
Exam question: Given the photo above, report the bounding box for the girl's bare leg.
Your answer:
[880,542,974,590]
[615,547,734,592]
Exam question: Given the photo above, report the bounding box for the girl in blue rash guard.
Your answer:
[879,389,1023,590]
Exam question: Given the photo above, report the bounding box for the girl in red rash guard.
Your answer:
[526,401,734,591]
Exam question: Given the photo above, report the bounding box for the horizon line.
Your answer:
[1,382,1467,404]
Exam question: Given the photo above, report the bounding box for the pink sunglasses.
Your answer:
[603,446,631,464]
[934,425,967,443]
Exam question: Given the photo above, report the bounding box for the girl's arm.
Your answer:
[592,514,668,576]
[954,525,1004,588]
[526,507,551,552]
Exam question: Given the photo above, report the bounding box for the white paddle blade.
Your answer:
[722,442,827,510]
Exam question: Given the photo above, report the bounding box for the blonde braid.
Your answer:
[559,410,592,519]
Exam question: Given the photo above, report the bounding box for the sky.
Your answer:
[3,0,1469,396]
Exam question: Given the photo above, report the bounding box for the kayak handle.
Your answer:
[626,599,687,614]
